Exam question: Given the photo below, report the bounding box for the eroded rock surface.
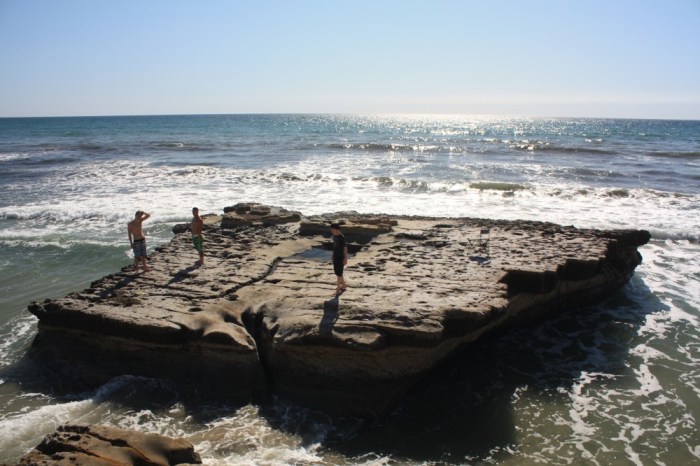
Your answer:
[12,424,200,466]
[28,203,650,416]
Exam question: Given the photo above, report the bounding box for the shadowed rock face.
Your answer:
[27,203,650,417]
[12,424,201,465]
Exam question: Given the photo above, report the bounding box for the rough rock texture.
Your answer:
[12,424,200,466]
[28,203,650,416]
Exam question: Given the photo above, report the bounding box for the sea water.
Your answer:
[0,114,698,465]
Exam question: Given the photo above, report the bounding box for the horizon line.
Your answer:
[2,111,699,123]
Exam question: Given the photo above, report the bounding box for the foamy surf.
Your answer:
[1,162,697,249]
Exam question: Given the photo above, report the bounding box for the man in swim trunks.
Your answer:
[330,223,348,295]
[127,210,150,273]
[192,207,204,266]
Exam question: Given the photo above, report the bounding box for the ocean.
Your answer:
[0,114,698,465]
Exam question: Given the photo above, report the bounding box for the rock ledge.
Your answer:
[28,203,650,416]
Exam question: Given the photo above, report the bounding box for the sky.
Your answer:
[1,0,699,119]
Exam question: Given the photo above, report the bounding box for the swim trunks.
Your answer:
[333,259,344,277]
[132,238,147,258]
[192,235,203,252]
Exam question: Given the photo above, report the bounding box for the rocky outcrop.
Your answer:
[27,203,650,417]
[12,424,200,466]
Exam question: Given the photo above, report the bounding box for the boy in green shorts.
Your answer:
[192,207,204,266]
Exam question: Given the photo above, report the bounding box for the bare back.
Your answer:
[192,216,203,236]
[128,219,145,240]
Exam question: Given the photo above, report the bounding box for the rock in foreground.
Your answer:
[28,203,650,417]
[13,424,200,466]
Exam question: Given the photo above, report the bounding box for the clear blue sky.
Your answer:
[1,0,699,119]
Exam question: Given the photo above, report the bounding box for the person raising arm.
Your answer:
[127,210,150,273]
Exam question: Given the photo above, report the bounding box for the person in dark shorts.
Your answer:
[330,223,348,295]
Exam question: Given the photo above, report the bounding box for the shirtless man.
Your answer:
[127,210,150,272]
[191,207,204,266]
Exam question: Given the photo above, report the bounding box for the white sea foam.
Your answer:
[3,158,699,251]
[0,315,36,368]
[637,241,700,326]
[0,396,102,459]
[0,376,178,461]
[0,152,36,163]
[179,404,329,466]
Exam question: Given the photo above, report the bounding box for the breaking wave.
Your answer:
[1,155,698,248]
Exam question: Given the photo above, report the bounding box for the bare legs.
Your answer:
[335,275,347,295]
[134,256,148,273]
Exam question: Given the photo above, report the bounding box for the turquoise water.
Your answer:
[0,114,698,464]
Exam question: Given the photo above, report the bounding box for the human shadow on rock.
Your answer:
[96,273,137,299]
[319,297,340,334]
[166,265,200,285]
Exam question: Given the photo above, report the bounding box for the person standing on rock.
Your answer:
[331,223,348,295]
[127,210,150,273]
[192,207,204,267]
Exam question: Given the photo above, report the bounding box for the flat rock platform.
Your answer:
[28,203,650,417]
